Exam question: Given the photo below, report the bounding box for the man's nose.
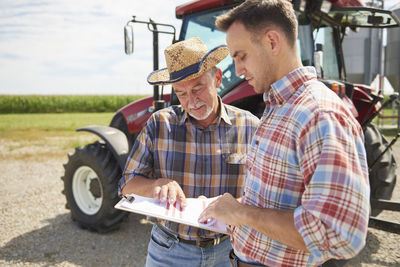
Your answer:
[188,92,197,106]
[235,62,245,77]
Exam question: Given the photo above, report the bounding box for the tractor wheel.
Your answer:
[364,123,397,216]
[62,141,127,233]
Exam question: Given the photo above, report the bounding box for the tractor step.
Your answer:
[371,198,400,212]
[369,217,400,234]
[369,199,400,233]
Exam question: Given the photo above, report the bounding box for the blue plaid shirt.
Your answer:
[119,98,259,239]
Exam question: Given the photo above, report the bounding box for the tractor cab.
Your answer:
[123,0,400,121]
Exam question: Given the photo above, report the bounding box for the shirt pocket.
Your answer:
[220,152,247,197]
[223,152,247,165]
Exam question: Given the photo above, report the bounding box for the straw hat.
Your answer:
[147,37,229,85]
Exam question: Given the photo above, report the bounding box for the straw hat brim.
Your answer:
[147,45,229,85]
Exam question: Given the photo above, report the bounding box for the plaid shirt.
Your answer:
[231,67,369,266]
[119,97,259,240]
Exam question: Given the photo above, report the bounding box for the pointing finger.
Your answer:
[198,205,212,223]
[168,186,177,204]
[160,185,168,202]
[177,188,187,208]
[153,186,161,200]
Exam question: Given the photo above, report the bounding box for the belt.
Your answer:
[229,249,267,267]
[155,222,229,248]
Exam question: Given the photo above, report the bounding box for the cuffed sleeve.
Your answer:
[295,111,370,262]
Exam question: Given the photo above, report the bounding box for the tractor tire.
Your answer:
[364,123,397,216]
[62,141,127,233]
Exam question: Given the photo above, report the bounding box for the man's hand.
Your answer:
[200,192,309,251]
[198,193,242,226]
[154,178,187,208]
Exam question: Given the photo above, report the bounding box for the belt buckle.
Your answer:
[196,236,221,248]
[195,239,202,248]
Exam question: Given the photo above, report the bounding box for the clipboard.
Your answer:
[114,193,228,234]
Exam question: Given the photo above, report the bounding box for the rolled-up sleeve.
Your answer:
[118,119,155,196]
[294,111,370,261]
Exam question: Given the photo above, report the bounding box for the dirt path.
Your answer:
[0,134,399,266]
[0,134,152,266]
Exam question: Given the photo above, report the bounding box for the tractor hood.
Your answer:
[176,0,238,18]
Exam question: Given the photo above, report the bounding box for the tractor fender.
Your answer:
[77,125,129,170]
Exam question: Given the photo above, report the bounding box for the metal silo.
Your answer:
[385,4,400,92]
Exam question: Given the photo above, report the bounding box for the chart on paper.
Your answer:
[115,193,228,234]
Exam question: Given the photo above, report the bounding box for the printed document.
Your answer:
[115,193,228,234]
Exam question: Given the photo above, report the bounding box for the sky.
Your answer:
[0,0,187,95]
[0,0,399,95]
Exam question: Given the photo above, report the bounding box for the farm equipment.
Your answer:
[62,0,400,245]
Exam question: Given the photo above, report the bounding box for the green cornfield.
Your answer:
[0,95,149,113]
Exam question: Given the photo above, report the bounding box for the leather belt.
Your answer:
[229,249,267,267]
[155,222,229,248]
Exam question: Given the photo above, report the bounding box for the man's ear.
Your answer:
[215,68,223,88]
[264,30,281,56]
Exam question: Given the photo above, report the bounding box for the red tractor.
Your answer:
[62,0,400,237]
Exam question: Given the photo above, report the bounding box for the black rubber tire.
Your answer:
[62,141,127,233]
[364,124,397,216]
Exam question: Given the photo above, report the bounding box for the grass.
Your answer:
[0,113,114,160]
[380,128,400,140]
[2,112,113,143]
[0,112,113,134]
[0,95,148,113]
[371,95,400,139]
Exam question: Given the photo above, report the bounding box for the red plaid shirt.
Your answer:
[231,67,369,266]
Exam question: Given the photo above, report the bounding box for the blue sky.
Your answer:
[0,0,186,95]
[0,0,399,95]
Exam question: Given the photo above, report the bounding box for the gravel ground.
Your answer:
[0,133,399,267]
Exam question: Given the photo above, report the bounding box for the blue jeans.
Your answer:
[145,224,232,267]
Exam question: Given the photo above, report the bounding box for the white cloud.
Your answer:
[385,0,400,10]
[0,0,186,95]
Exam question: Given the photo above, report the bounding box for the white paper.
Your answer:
[114,193,228,234]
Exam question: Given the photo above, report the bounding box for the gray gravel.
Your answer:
[0,133,399,267]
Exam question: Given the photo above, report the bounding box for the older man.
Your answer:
[119,37,259,267]
[199,1,370,266]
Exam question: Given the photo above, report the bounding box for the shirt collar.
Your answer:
[219,97,232,125]
[264,66,317,106]
[179,96,231,127]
